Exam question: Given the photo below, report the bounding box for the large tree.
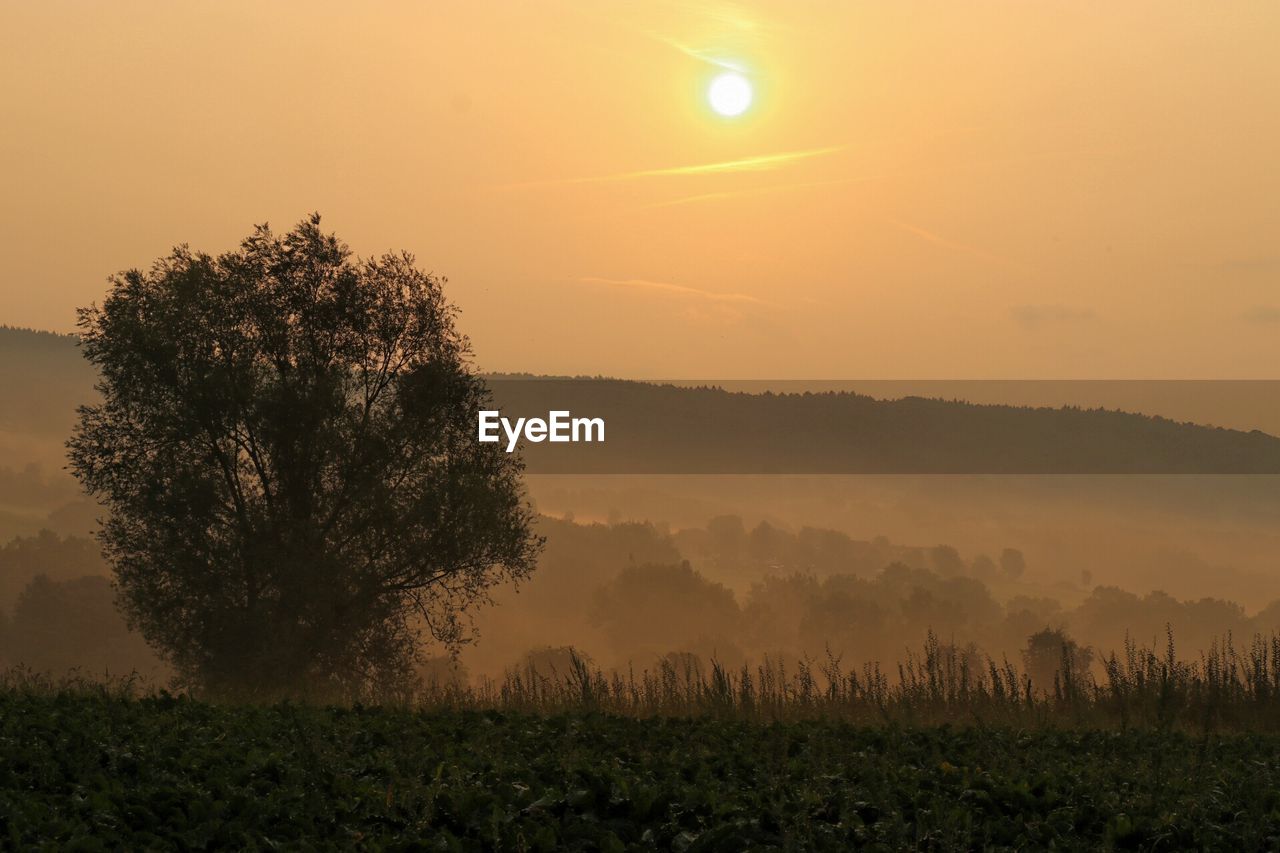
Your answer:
[68,215,541,698]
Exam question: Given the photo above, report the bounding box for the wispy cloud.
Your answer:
[1011,304,1097,329]
[1242,305,1280,324]
[1199,256,1280,275]
[671,0,760,32]
[625,148,844,179]
[883,215,1030,274]
[647,33,746,71]
[637,0,763,70]
[576,276,775,327]
[578,276,770,306]
[626,140,1133,213]
[497,147,845,190]
[634,173,893,211]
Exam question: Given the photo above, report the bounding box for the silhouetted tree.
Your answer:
[1000,547,1026,580]
[970,553,998,582]
[68,216,541,697]
[658,650,707,681]
[4,574,160,677]
[929,544,965,577]
[416,655,470,691]
[511,645,593,687]
[706,515,747,566]
[1022,627,1092,695]
[0,530,106,611]
[591,561,739,661]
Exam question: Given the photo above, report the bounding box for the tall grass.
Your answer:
[11,629,1280,733]
[418,630,1280,733]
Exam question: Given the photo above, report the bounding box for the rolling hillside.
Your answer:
[3,327,1279,475]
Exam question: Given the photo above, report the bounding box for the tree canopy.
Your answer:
[68,215,541,698]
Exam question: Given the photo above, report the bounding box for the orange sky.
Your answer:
[2,2,1278,378]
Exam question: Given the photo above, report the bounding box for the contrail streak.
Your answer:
[628,140,1142,213]
[882,215,1029,273]
[578,276,770,306]
[648,33,745,71]
[635,174,895,211]
[497,147,845,190]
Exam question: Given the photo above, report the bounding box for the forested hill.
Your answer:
[0,327,94,438]
[489,379,1280,474]
[2,327,1278,474]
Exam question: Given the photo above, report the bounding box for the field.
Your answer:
[5,688,1280,850]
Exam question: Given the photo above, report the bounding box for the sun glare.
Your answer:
[707,72,753,117]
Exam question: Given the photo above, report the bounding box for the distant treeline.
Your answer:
[490,378,1280,473]
[468,515,1278,681]
[0,326,95,438]
[4,516,1276,689]
[3,327,1279,474]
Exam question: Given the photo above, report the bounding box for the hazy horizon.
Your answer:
[5,6,1280,847]
[4,2,1279,378]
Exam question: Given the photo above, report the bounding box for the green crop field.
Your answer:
[4,689,1280,850]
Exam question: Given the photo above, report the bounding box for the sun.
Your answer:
[707,72,753,117]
